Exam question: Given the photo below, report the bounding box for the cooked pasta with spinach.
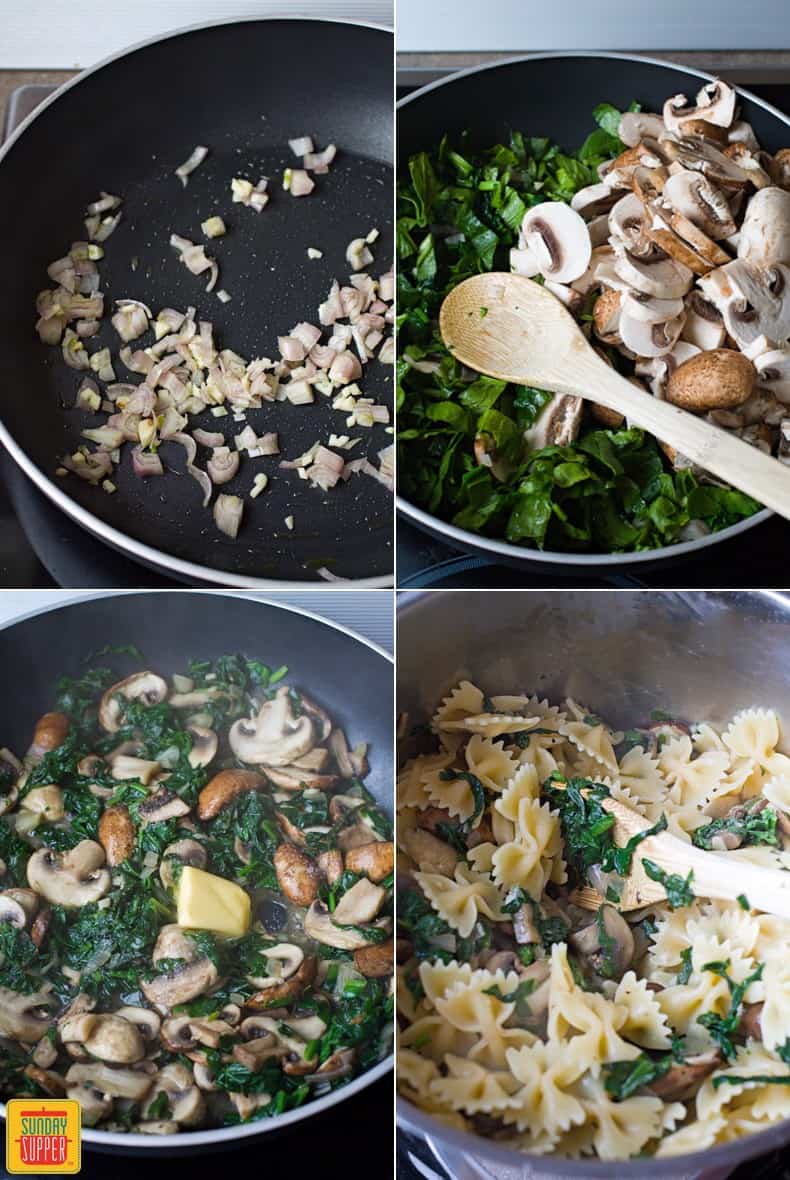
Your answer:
[397,682,790,1159]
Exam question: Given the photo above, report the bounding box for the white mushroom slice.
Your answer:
[618,110,665,147]
[728,120,760,152]
[509,245,541,277]
[619,310,686,357]
[621,292,685,324]
[572,245,614,294]
[111,755,161,784]
[738,187,790,267]
[613,246,694,299]
[99,671,168,732]
[66,1061,152,1101]
[186,726,218,768]
[543,280,584,314]
[593,256,632,294]
[663,80,736,134]
[755,348,790,400]
[0,986,55,1041]
[159,839,207,889]
[0,893,29,928]
[27,841,111,908]
[66,1083,113,1126]
[141,957,218,1008]
[21,785,64,822]
[229,685,315,766]
[681,291,727,350]
[608,192,647,246]
[246,943,305,988]
[662,170,736,240]
[663,135,750,191]
[519,202,592,283]
[153,1063,206,1126]
[82,1014,146,1064]
[115,1007,161,1041]
[332,878,386,925]
[699,258,790,351]
[587,214,611,248]
[523,393,583,449]
[303,900,390,949]
[570,182,620,219]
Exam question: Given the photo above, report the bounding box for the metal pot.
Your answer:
[396,589,790,1178]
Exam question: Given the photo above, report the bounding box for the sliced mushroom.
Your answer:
[115,1006,161,1041]
[662,169,737,239]
[21,785,65,825]
[232,1032,284,1070]
[699,258,790,351]
[570,905,635,980]
[306,1048,356,1084]
[519,202,592,283]
[186,726,218,768]
[663,81,736,135]
[738,186,790,267]
[0,892,29,929]
[142,927,218,1008]
[399,828,458,877]
[648,1049,722,1100]
[28,711,70,758]
[66,1060,153,1101]
[66,1081,113,1126]
[27,841,111,908]
[138,789,191,826]
[344,841,394,883]
[724,141,773,189]
[23,1063,65,1095]
[618,110,665,146]
[663,135,750,191]
[571,181,621,220]
[353,939,393,978]
[99,671,168,732]
[304,899,389,950]
[151,1063,206,1125]
[754,347,790,398]
[316,848,344,885]
[523,392,583,450]
[0,985,55,1041]
[274,843,322,906]
[263,765,338,792]
[613,244,694,299]
[608,192,647,247]
[196,768,264,820]
[159,839,207,889]
[246,954,317,1009]
[619,309,685,357]
[592,288,623,345]
[160,1016,236,1052]
[81,1013,146,1064]
[681,290,727,349]
[229,686,315,767]
[97,804,136,866]
[333,878,386,925]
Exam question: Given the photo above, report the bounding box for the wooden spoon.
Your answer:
[563,786,790,918]
[439,273,790,520]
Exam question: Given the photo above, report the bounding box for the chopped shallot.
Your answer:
[207,447,240,485]
[347,238,374,272]
[303,144,336,173]
[231,177,269,212]
[132,446,164,478]
[214,493,243,538]
[283,168,314,197]
[289,136,314,156]
[201,216,226,239]
[193,428,225,448]
[175,145,208,187]
[111,299,151,343]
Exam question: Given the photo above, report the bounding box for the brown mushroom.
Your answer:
[400,828,458,877]
[648,1050,722,1100]
[29,712,70,758]
[354,939,393,978]
[317,849,344,885]
[666,348,756,411]
[196,768,264,821]
[97,804,136,866]
[570,905,635,980]
[344,841,394,883]
[246,955,317,1009]
[273,843,322,906]
[23,1064,65,1096]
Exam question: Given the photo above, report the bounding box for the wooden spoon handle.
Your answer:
[635,838,790,920]
[554,349,790,519]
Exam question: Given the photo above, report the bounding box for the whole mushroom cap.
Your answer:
[666,348,756,412]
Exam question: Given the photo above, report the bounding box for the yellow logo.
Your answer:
[5,1098,81,1174]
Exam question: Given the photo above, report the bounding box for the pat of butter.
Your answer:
[177,866,250,938]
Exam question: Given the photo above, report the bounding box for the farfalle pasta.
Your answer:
[398,682,790,1160]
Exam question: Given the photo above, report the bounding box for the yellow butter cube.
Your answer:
[177,865,250,938]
